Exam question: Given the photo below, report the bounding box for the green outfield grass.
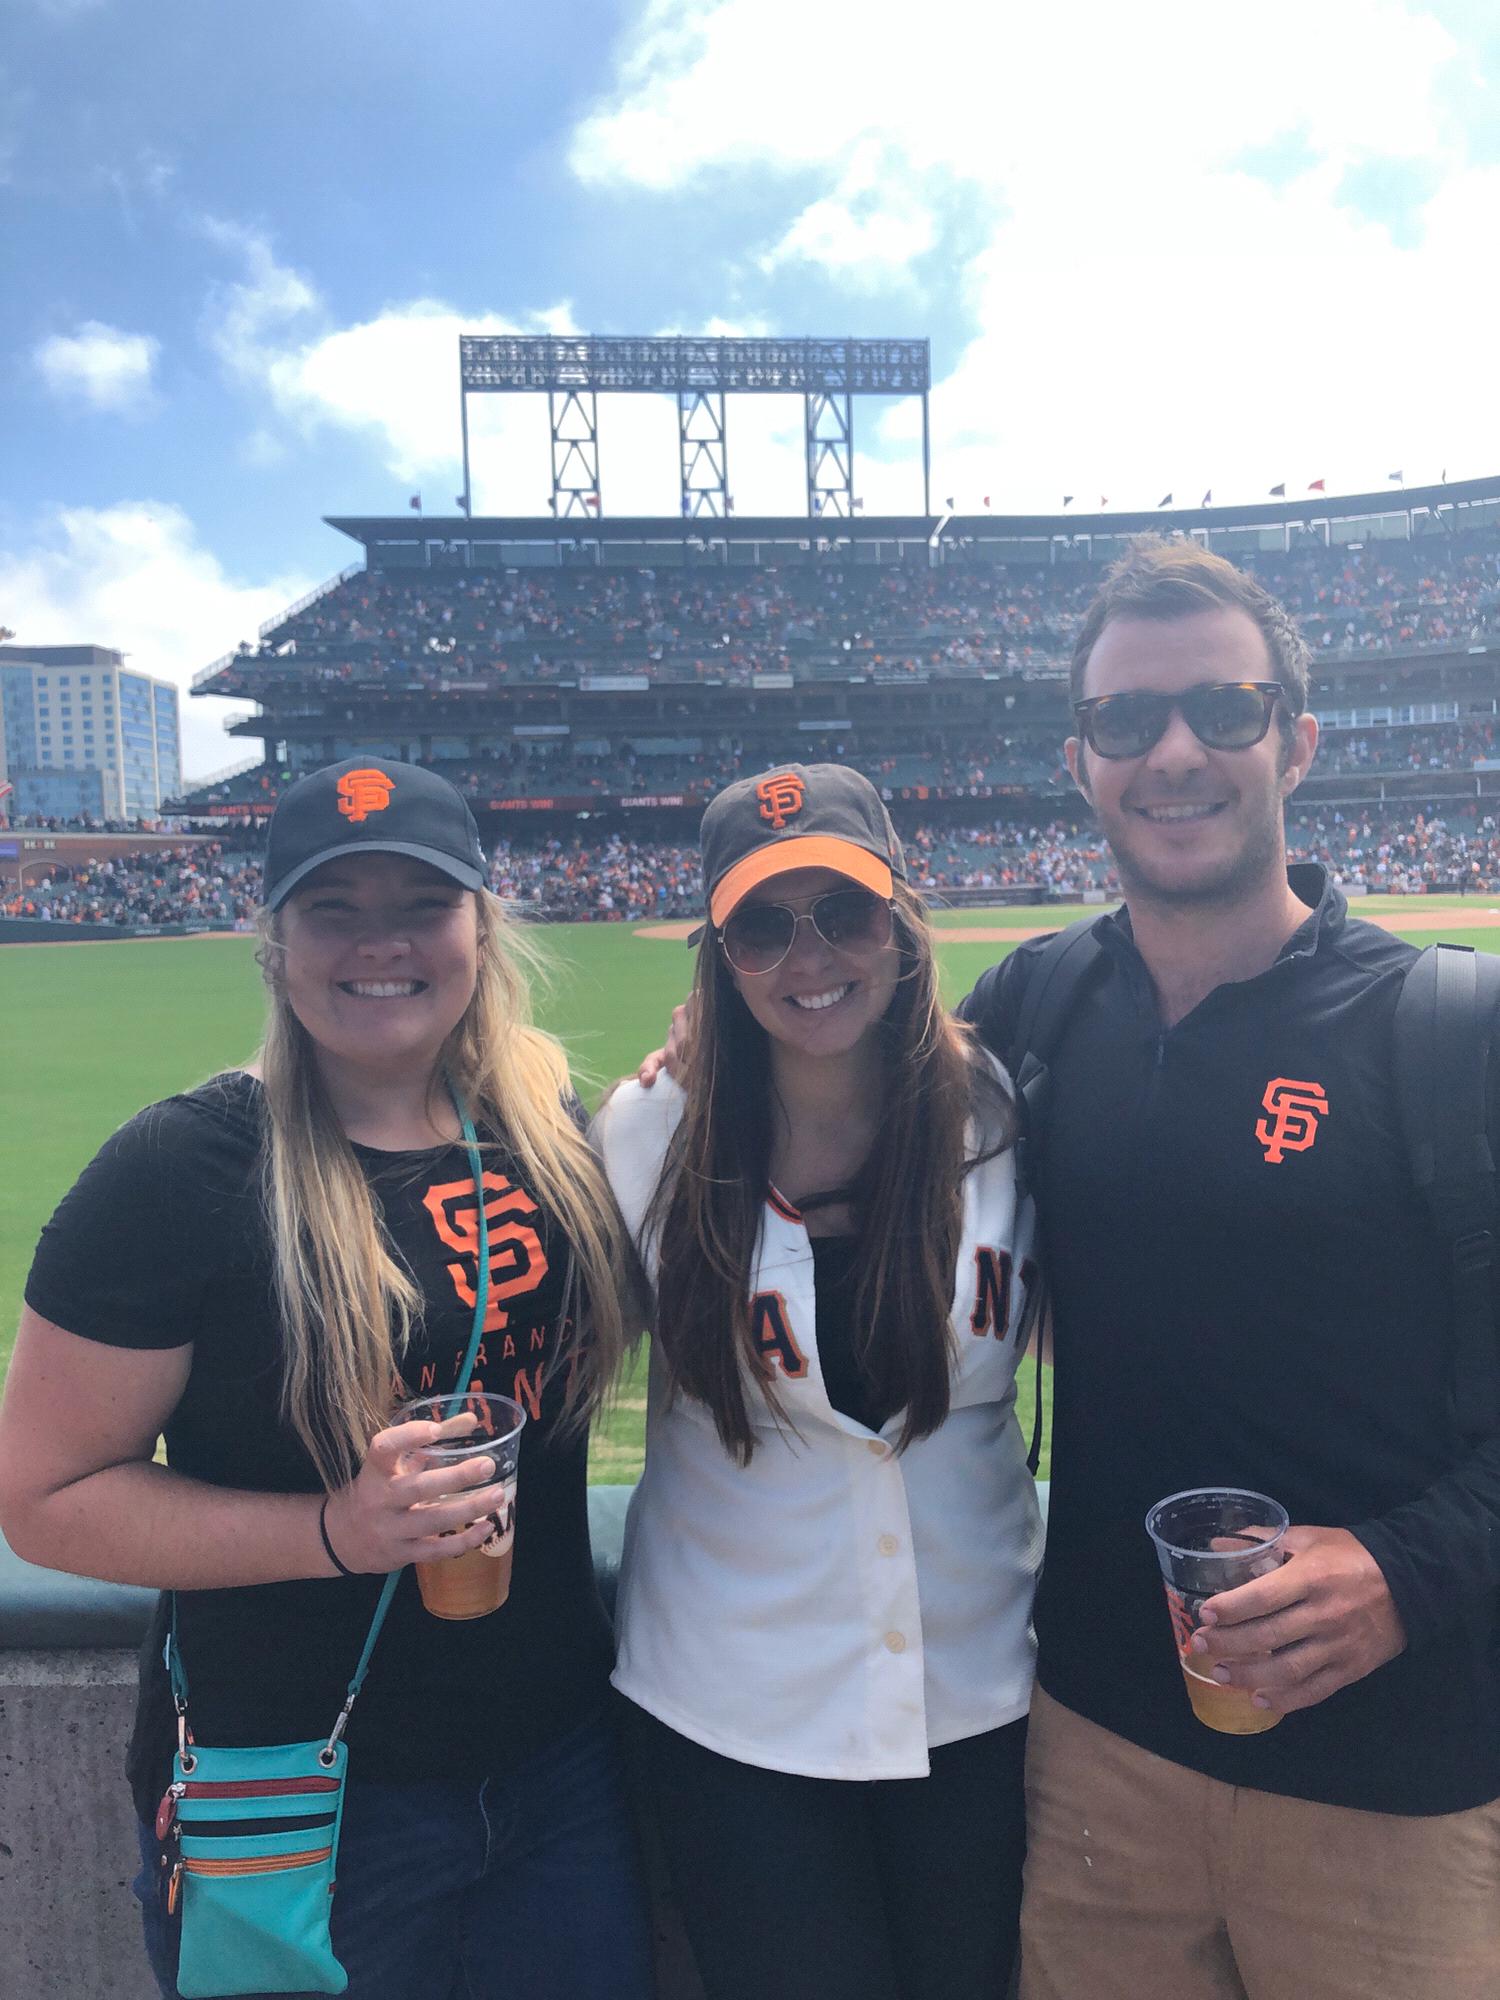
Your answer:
[6,895,1498,1480]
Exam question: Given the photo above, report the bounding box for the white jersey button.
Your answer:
[884,1631,907,1654]
[877,1534,899,1556]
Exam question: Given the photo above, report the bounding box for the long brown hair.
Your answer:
[257,889,635,1490]
[646,882,1014,1463]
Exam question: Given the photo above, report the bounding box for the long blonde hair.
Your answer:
[256,889,635,1490]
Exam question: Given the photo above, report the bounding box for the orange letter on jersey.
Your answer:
[750,1291,808,1379]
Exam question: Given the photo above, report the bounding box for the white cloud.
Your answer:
[759,144,936,285]
[198,217,320,383]
[34,321,160,415]
[570,0,1496,508]
[194,222,806,511]
[0,503,316,780]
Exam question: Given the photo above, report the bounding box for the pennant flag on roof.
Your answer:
[1158,492,1173,508]
[1100,495,1109,508]
[455,495,470,515]
[982,495,991,509]
[1388,470,1404,484]
[1062,495,1074,508]
[585,493,601,510]
[681,496,692,516]
[1269,483,1286,497]
[408,494,422,512]
[725,496,734,515]
[1201,489,1212,507]
[852,498,865,512]
[1308,478,1326,493]
[944,495,955,511]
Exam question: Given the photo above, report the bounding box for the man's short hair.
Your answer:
[1070,536,1311,720]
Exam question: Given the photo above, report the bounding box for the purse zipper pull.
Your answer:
[165,1856,183,1917]
[155,1781,185,1843]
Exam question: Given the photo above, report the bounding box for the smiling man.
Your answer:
[960,539,1500,1998]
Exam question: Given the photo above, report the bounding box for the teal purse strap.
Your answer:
[169,1085,493,1763]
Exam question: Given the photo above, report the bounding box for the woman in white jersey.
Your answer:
[593,763,1041,2000]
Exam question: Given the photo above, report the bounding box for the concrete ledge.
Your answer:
[0,1646,152,1999]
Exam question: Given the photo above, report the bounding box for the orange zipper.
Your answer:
[183,1846,332,1877]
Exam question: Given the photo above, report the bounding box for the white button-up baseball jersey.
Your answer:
[594,1069,1042,1780]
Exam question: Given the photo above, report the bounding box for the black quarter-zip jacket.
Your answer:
[963,864,1500,1814]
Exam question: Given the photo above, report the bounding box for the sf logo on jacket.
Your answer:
[1255,1077,1329,1163]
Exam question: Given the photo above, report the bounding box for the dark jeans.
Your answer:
[133,1711,655,2000]
[630,1704,1028,2000]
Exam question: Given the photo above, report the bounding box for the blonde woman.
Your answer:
[0,760,653,2000]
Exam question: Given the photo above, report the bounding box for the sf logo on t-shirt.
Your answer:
[420,1172,554,1417]
[422,1173,549,1333]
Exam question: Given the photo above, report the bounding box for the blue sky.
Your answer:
[4,0,1500,775]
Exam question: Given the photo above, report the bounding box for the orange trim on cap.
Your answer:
[710,837,893,926]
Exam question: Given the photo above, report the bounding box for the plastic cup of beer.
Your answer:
[398,1392,526,1621]
[1145,1488,1290,1736]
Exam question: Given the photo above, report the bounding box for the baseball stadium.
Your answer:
[8,335,1500,1999]
[10,341,1500,1468]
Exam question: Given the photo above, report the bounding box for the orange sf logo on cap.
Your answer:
[337,768,395,823]
[756,772,805,831]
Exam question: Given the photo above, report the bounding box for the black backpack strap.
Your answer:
[1393,942,1500,1445]
[1000,915,1107,1478]
[1008,916,1107,1194]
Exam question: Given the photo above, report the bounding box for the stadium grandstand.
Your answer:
[12,475,1500,927]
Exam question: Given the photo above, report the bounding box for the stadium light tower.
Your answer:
[457,334,932,519]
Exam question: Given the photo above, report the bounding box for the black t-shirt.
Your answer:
[24,1073,613,1821]
[962,867,1500,1816]
[809,1234,895,1433]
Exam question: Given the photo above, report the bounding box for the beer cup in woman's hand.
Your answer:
[322,1402,520,1580]
[394,1393,528,1620]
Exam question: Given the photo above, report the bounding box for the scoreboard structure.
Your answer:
[456,333,932,522]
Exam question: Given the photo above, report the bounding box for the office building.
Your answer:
[0,646,182,820]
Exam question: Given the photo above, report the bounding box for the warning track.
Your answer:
[634,908,1500,946]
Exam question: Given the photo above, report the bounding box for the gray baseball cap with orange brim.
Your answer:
[697,763,907,933]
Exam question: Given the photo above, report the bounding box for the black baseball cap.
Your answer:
[699,763,906,927]
[263,758,487,910]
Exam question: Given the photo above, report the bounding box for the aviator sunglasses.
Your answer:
[720,887,896,975]
[1072,681,1286,761]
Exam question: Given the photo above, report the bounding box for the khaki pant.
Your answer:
[1019,1686,1500,2000]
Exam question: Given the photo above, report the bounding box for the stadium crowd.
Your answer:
[1286,804,1500,892]
[2,845,263,928]
[1317,718,1500,773]
[15,805,1500,930]
[200,529,1500,703]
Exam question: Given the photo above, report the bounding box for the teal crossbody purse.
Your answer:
[156,1097,493,1998]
